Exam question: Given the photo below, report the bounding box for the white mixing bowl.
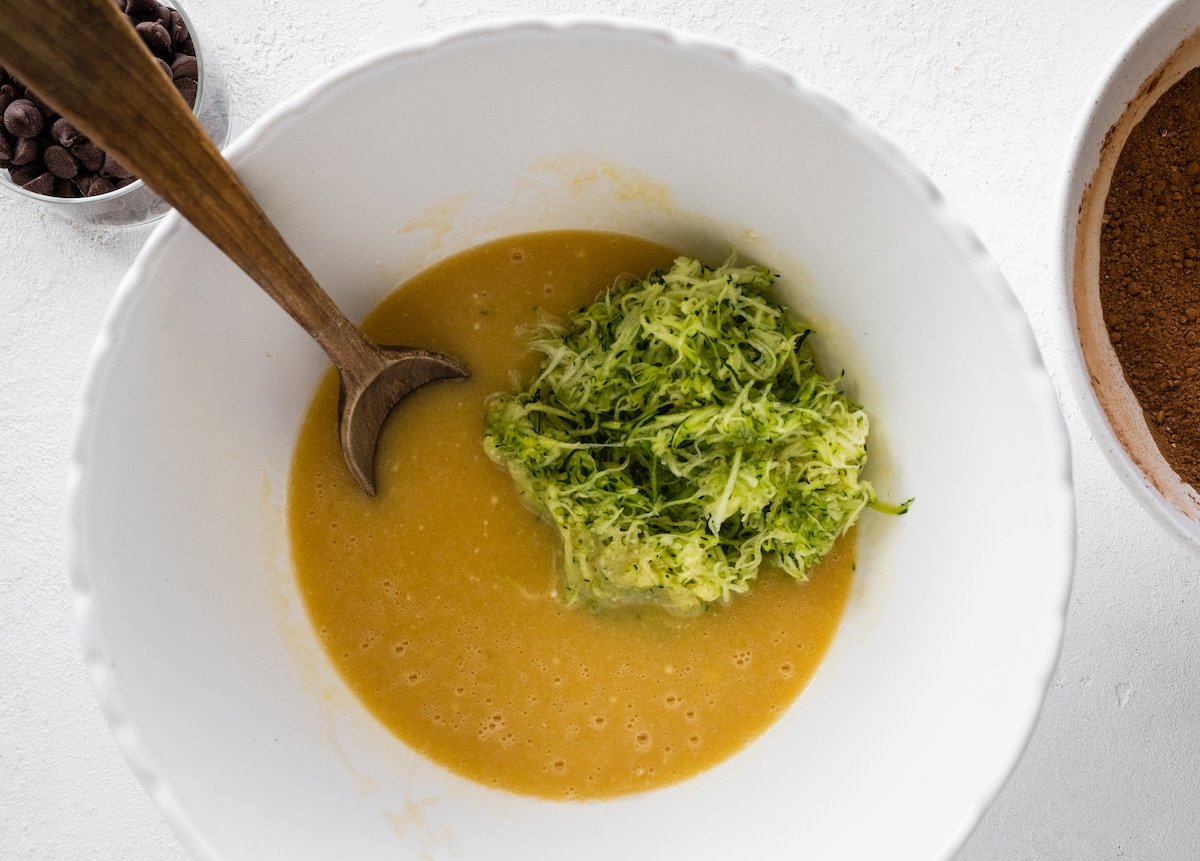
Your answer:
[69,18,1073,861]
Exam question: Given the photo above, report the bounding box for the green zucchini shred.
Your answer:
[483,255,903,616]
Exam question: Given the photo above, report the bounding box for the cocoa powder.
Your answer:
[1100,66,1200,489]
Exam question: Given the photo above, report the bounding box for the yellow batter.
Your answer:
[289,231,854,799]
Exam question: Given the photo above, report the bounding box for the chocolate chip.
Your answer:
[135,21,172,56]
[171,53,198,80]
[72,141,105,173]
[87,176,116,197]
[173,77,197,108]
[11,136,38,166]
[21,170,54,196]
[0,84,18,116]
[54,176,80,198]
[169,10,191,50]
[8,161,41,185]
[124,0,159,19]
[4,99,43,138]
[50,117,81,149]
[0,130,11,161]
[155,4,173,28]
[153,56,172,78]
[101,153,132,179]
[113,176,136,189]
[73,172,94,195]
[43,145,79,179]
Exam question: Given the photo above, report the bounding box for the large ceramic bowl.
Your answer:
[70,18,1073,861]
[1062,0,1200,553]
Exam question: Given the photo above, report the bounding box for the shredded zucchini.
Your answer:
[483,256,903,615]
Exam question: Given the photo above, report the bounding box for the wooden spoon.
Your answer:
[0,0,469,496]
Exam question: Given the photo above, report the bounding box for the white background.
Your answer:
[2,1,1196,859]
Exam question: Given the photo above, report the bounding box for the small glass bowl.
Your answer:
[0,0,230,228]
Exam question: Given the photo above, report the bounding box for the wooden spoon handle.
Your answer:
[0,0,372,367]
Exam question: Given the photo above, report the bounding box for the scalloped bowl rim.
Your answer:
[68,16,1074,861]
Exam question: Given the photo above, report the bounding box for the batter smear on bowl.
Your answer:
[288,231,866,799]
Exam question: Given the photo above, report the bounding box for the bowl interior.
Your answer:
[1066,0,1200,548]
[72,21,1072,861]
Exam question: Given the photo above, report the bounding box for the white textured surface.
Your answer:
[0,1,1191,860]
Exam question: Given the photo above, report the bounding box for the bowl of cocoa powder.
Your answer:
[1065,0,1200,550]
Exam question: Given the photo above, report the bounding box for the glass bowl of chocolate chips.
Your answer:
[0,0,229,227]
